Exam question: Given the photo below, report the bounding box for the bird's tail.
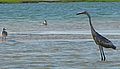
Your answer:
[111,45,116,50]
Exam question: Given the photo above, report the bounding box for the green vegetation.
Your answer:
[0,0,60,3]
[0,0,21,3]
[0,0,120,3]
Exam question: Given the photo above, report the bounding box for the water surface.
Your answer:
[0,2,120,69]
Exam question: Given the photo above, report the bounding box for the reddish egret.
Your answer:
[76,11,116,61]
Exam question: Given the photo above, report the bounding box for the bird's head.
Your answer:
[76,11,88,15]
[3,28,6,30]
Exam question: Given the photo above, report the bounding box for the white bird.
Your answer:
[43,20,47,25]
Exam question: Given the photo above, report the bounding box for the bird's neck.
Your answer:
[87,13,95,32]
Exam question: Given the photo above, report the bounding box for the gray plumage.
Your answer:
[76,11,116,61]
[2,28,7,41]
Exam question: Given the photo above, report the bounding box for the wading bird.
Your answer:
[76,11,116,61]
[2,28,8,41]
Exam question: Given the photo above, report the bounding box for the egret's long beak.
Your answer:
[76,11,87,15]
[76,12,84,15]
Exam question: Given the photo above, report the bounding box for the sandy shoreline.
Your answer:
[4,33,120,41]
[0,30,120,41]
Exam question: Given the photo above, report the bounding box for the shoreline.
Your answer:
[6,33,120,41]
[0,0,120,3]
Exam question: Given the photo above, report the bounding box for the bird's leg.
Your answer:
[2,37,4,41]
[5,37,6,41]
[2,37,3,41]
[99,46,103,61]
[101,46,106,61]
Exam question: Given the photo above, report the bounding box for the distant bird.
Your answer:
[2,28,8,41]
[76,11,116,61]
[43,20,47,25]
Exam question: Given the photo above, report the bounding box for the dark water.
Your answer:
[0,2,120,69]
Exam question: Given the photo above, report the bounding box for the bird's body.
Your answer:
[2,28,7,41]
[76,11,116,61]
[92,31,116,49]
[43,20,47,25]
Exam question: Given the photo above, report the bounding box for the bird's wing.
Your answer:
[97,32,110,43]
[2,31,7,36]
[95,32,115,48]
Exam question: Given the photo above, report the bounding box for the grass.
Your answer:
[0,0,21,3]
[0,0,120,3]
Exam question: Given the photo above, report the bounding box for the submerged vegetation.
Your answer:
[0,0,120,3]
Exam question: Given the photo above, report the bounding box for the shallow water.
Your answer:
[0,2,120,69]
[0,39,120,69]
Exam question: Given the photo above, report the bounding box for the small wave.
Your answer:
[9,30,120,35]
